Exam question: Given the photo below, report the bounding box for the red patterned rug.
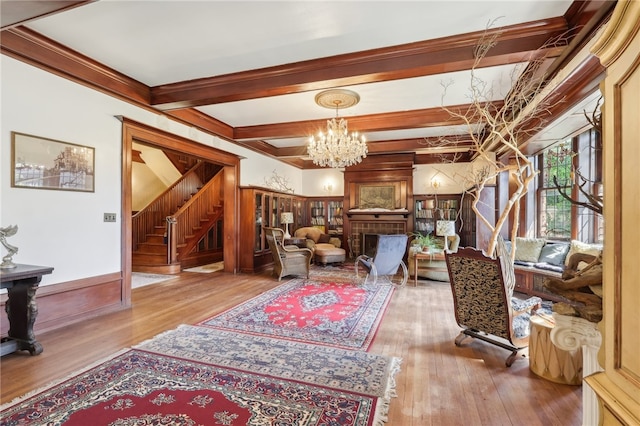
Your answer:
[198,271,394,351]
[1,326,400,425]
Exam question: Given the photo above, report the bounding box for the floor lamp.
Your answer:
[436,220,456,252]
[281,212,294,239]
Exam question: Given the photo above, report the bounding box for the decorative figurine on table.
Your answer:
[0,225,19,269]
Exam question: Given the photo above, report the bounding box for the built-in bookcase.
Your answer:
[413,195,460,236]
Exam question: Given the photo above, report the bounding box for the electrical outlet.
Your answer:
[104,213,117,222]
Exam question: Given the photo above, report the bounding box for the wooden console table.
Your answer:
[1,264,53,356]
[414,251,446,286]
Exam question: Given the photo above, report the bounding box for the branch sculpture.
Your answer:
[552,171,603,215]
[436,20,571,257]
[263,170,294,194]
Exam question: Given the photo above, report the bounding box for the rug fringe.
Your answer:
[385,356,402,399]
[133,324,190,348]
[0,347,132,410]
[371,355,402,425]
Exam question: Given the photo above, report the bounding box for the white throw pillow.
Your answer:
[564,240,603,268]
[514,237,546,263]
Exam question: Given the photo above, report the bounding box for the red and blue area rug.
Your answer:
[198,273,394,351]
[1,326,400,425]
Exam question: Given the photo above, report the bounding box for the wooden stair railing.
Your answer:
[166,170,224,263]
[132,161,220,252]
[167,173,224,263]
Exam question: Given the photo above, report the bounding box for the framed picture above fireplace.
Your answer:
[358,184,396,209]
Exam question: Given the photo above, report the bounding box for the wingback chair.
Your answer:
[445,245,541,366]
[264,227,313,281]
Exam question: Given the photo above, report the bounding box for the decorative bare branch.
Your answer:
[552,170,603,215]
[437,20,572,257]
[584,95,603,134]
[264,170,294,193]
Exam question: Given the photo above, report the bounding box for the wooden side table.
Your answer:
[1,264,54,356]
[413,250,447,286]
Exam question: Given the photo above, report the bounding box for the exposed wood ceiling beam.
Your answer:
[150,18,569,110]
[233,102,503,141]
[253,135,476,159]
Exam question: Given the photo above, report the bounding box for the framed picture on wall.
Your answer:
[358,185,395,209]
[11,132,95,192]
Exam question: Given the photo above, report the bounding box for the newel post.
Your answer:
[166,216,178,265]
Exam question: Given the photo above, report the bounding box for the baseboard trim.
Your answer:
[1,271,128,336]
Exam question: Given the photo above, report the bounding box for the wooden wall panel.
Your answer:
[586,1,640,423]
[1,272,125,337]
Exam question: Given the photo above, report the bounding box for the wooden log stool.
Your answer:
[528,314,583,385]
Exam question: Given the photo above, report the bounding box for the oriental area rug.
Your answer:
[0,325,400,426]
[198,273,394,351]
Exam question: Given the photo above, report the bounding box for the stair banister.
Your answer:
[166,216,178,265]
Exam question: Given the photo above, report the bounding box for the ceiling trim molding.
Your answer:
[0,1,95,30]
[1,27,150,106]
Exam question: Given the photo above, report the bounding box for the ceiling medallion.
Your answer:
[307,89,368,168]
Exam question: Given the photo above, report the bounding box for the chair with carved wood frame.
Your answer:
[444,244,541,366]
[264,227,313,281]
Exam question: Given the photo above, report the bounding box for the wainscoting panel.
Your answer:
[1,272,126,337]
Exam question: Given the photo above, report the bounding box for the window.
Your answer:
[574,128,603,243]
[536,128,602,243]
[538,140,574,240]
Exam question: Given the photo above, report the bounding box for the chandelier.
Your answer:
[307,89,368,168]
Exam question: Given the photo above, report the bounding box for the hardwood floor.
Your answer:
[1,268,582,425]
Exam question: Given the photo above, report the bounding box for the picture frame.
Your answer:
[11,132,95,192]
[358,185,395,209]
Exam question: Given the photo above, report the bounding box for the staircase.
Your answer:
[132,162,223,274]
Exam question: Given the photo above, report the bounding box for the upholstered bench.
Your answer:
[314,245,346,265]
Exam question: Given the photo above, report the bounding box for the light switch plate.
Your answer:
[104,213,117,222]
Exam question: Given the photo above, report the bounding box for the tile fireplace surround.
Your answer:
[349,221,406,258]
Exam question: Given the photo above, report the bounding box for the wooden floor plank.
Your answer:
[1,269,582,425]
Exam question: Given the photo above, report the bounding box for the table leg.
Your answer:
[4,276,43,355]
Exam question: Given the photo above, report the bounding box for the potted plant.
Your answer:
[410,232,437,253]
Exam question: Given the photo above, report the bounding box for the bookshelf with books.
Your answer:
[413,195,460,237]
[307,197,344,239]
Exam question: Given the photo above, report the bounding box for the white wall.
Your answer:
[1,56,488,287]
[0,56,299,286]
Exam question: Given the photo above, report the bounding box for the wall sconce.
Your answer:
[431,178,441,190]
[323,183,333,193]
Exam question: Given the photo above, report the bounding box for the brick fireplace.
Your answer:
[342,154,414,258]
[348,220,407,258]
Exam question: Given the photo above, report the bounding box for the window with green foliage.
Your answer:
[538,140,573,240]
[536,128,602,243]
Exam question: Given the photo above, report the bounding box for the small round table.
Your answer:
[529,314,583,385]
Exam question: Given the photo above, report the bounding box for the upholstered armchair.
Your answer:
[264,227,313,281]
[293,226,346,265]
[444,244,541,367]
[293,226,342,250]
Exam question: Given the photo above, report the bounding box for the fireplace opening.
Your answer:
[361,233,379,257]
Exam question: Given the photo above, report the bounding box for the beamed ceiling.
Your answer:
[0,0,612,169]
